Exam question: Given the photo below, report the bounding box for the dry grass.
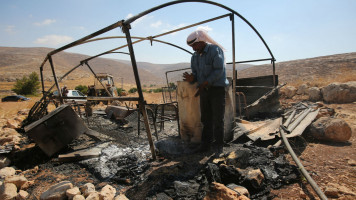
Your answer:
[289,67,356,88]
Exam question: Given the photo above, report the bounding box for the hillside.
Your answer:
[0,47,165,86]
[238,52,356,86]
[0,47,355,91]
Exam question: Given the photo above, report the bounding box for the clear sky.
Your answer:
[1,0,355,65]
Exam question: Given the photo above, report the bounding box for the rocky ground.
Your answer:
[0,83,355,199]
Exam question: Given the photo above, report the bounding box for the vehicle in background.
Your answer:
[88,73,118,97]
[1,95,30,102]
[52,89,87,105]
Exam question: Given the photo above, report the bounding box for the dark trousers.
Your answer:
[200,86,226,145]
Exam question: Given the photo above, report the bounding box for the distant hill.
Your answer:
[238,52,356,85]
[0,47,165,85]
[0,46,355,88]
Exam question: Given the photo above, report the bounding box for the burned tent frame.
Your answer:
[32,0,276,160]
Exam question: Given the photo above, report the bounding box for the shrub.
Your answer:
[152,88,163,93]
[128,87,137,93]
[116,88,126,96]
[12,72,40,95]
[75,85,88,94]
[169,82,177,89]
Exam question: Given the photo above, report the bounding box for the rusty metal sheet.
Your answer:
[246,118,282,141]
[287,108,320,138]
[24,104,87,157]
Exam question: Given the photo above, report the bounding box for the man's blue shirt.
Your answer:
[190,44,229,87]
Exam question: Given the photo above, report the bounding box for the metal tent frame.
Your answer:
[29,0,276,160]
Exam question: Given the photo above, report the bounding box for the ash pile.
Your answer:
[20,101,326,199]
[81,105,303,199]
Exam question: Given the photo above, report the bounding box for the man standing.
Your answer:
[183,30,229,152]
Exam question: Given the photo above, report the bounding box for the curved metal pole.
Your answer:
[46,51,130,93]
[124,0,275,60]
[48,20,123,56]
[84,36,193,55]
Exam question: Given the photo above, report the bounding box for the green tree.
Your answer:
[12,72,40,95]
[75,85,88,94]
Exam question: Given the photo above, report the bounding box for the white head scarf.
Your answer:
[186,29,225,51]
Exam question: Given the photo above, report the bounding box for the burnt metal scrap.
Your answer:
[234,102,320,148]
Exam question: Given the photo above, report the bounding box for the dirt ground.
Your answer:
[0,93,355,199]
[270,100,356,199]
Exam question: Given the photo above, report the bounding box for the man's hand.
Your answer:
[194,81,209,97]
[183,72,194,83]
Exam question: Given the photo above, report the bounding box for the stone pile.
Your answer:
[0,166,32,200]
[280,81,356,103]
[39,181,128,200]
[0,166,130,200]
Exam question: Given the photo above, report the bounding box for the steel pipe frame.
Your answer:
[39,0,276,102]
[40,13,232,103]
[35,1,276,160]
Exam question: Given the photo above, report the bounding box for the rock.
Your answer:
[14,116,26,123]
[0,183,18,200]
[325,185,340,198]
[282,86,297,98]
[0,128,20,137]
[86,192,100,200]
[348,159,356,166]
[114,194,129,200]
[297,84,308,95]
[66,187,81,200]
[310,117,352,142]
[299,190,307,199]
[40,181,73,200]
[325,183,356,198]
[0,167,16,179]
[225,149,251,168]
[337,185,356,196]
[99,184,116,200]
[0,135,21,145]
[0,156,11,169]
[204,182,250,200]
[20,180,34,190]
[73,195,85,200]
[321,81,356,103]
[226,184,250,198]
[316,108,335,119]
[4,175,28,189]
[173,180,200,198]
[245,169,264,188]
[80,183,96,197]
[6,120,19,129]
[17,109,29,116]
[17,190,29,200]
[307,87,321,101]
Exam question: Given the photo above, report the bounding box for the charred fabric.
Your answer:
[14,0,325,199]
